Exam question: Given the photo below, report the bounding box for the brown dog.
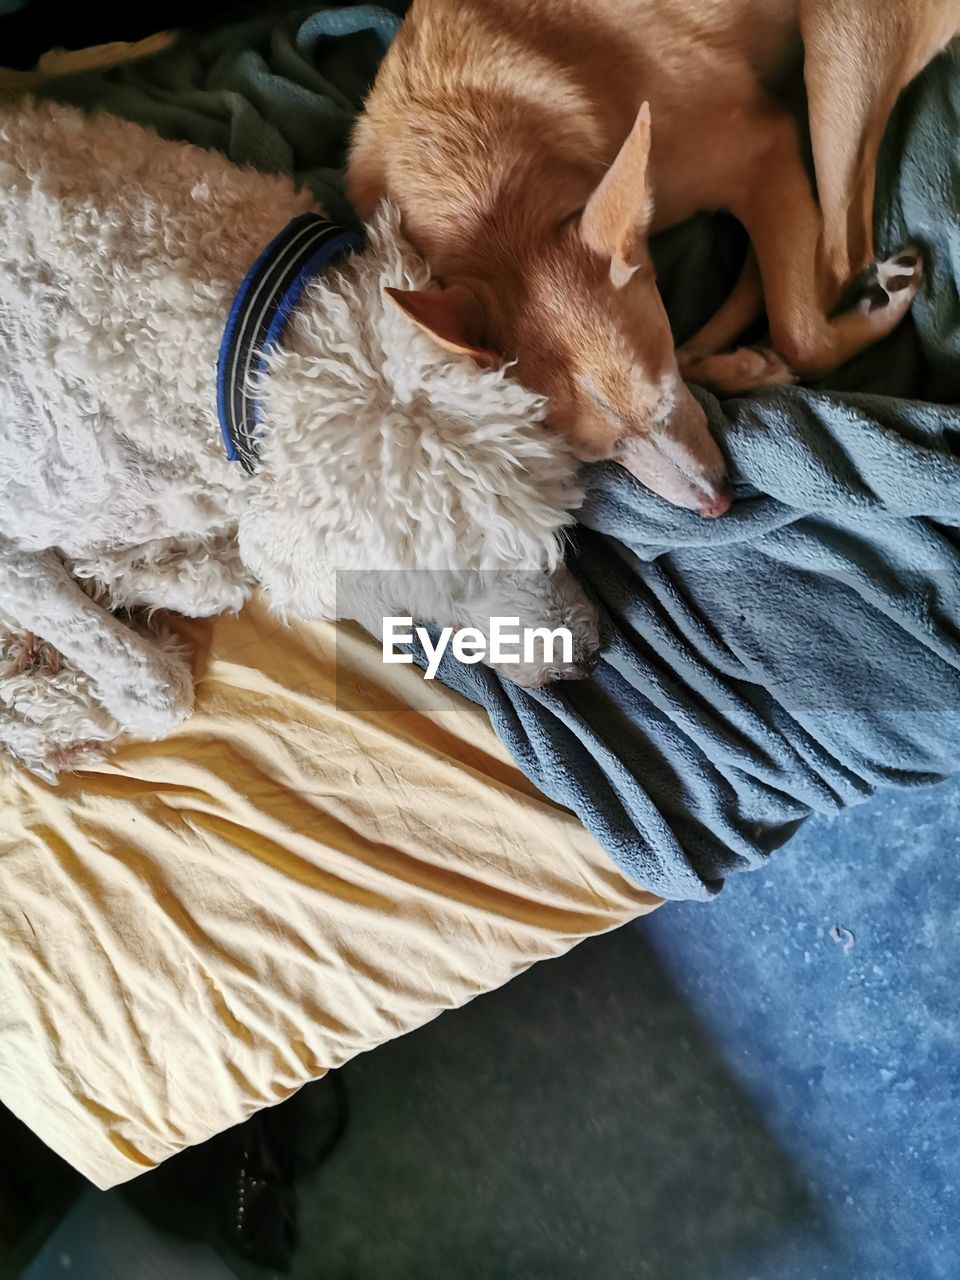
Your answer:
[348,0,960,515]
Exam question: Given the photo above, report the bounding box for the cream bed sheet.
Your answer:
[0,601,659,1189]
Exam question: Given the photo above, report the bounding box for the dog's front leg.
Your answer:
[677,248,768,377]
[70,531,253,618]
[0,541,193,740]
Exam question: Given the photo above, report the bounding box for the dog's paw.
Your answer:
[493,567,601,690]
[679,346,796,394]
[106,653,195,740]
[457,566,601,691]
[844,248,923,320]
[506,646,599,689]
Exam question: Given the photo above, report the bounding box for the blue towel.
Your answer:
[28,16,960,900]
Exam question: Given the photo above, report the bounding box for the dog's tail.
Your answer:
[0,31,174,100]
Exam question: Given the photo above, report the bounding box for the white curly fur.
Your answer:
[0,99,597,778]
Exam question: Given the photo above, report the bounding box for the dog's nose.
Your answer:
[616,393,732,517]
[698,483,733,519]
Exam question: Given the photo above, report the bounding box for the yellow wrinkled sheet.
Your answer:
[0,601,659,1188]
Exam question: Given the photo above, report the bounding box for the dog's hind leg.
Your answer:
[0,701,107,782]
[686,107,923,392]
[0,540,193,740]
[677,0,956,400]
[800,0,960,301]
[743,113,923,378]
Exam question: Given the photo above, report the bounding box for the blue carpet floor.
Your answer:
[265,776,960,1279]
[643,775,960,1280]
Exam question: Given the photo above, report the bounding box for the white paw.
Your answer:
[501,636,599,689]
[490,570,601,690]
[106,655,195,739]
[851,248,923,325]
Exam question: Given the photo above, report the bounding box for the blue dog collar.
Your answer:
[216,213,364,474]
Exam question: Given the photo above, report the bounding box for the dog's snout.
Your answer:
[617,388,731,517]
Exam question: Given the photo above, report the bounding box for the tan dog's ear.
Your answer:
[386,285,499,368]
[579,101,654,287]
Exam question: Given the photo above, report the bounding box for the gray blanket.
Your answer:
[26,12,960,900]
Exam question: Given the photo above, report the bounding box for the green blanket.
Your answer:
[32,4,404,224]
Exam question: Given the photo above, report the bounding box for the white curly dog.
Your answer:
[0,99,598,779]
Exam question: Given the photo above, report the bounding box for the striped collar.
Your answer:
[216,213,364,474]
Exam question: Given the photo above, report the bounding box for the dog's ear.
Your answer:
[579,101,654,287]
[386,285,499,368]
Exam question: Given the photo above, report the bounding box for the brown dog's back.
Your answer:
[350,0,801,239]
